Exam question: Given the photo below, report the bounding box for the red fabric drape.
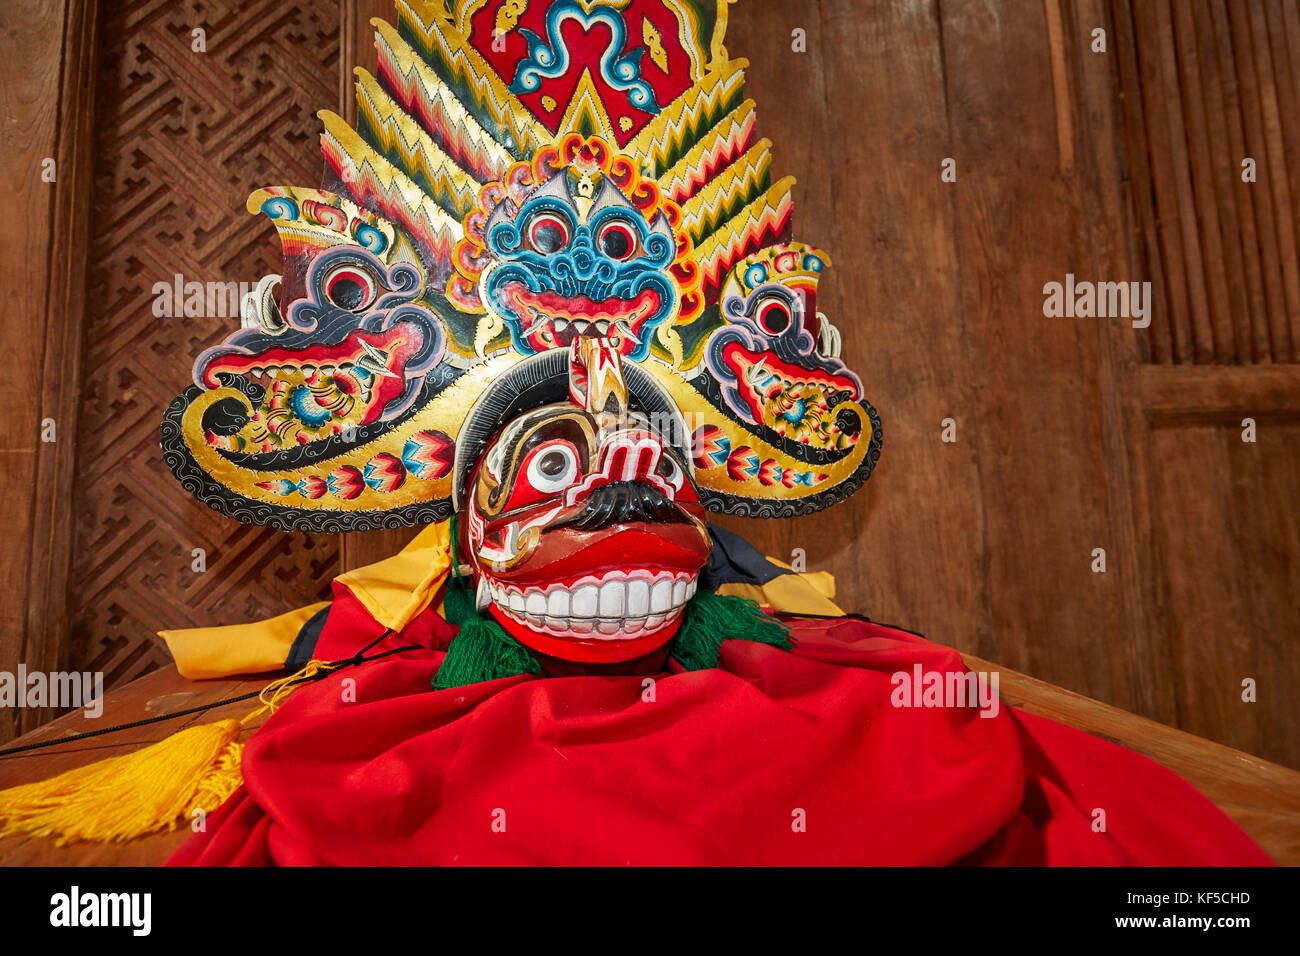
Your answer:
[169,592,1270,866]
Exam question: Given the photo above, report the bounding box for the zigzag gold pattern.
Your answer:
[656,99,755,204]
[320,110,465,264]
[355,70,484,219]
[693,176,795,291]
[628,60,747,176]
[679,140,771,244]
[374,18,545,169]
[554,71,621,143]
[365,54,509,184]
[387,6,546,157]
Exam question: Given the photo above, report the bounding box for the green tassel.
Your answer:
[432,586,542,690]
[670,591,794,671]
[432,514,542,691]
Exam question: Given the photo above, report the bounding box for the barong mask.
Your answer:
[160,0,883,665]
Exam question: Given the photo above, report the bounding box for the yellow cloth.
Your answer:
[159,602,329,680]
[160,518,840,679]
[333,520,452,630]
[716,563,844,617]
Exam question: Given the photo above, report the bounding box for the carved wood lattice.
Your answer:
[70,0,345,689]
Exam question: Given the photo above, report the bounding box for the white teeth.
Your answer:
[595,319,610,335]
[481,570,699,640]
[651,579,673,614]
[552,318,569,332]
[598,581,625,618]
[626,579,650,617]
[571,584,598,618]
[547,589,570,618]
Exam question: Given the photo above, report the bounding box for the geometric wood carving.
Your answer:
[70,1,345,690]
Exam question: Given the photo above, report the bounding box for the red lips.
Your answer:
[503,524,710,589]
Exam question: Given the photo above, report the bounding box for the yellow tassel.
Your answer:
[0,659,334,845]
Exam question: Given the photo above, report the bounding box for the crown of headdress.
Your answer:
[162,0,881,530]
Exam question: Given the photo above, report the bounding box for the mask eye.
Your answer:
[527,442,579,493]
[323,264,377,311]
[755,298,791,336]
[527,213,570,254]
[655,452,685,493]
[597,219,639,261]
[500,439,582,512]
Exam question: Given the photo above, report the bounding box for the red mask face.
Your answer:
[461,398,712,665]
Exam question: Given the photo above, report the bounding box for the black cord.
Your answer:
[0,632,422,759]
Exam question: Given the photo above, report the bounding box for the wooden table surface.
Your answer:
[0,669,270,865]
[2,655,1297,865]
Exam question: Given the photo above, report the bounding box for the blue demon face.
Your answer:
[480,172,679,361]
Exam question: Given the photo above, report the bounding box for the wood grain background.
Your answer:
[3,0,1298,769]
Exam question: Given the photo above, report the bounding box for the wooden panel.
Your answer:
[0,0,98,741]
[937,0,1131,697]
[714,0,1169,722]
[689,1,993,673]
[1116,0,1300,364]
[1142,364,1300,420]
[1112,0,1300,769]
[1146,421,1300,768]
[65,0,347,697]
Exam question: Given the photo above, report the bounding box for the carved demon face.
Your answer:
[478,170,680,361]
[459,344,712,665]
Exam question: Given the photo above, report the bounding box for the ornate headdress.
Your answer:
[161,0,880,533]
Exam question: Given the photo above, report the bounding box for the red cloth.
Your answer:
[169,591,1271,865]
